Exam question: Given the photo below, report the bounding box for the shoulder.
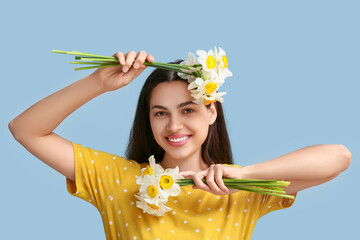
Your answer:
[72,142,142,169]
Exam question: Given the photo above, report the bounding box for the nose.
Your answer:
[167,114,183,132]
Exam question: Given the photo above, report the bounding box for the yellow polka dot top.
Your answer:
[66,142,297,240]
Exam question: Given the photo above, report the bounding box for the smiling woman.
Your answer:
[150,81,217,171]
[8,49,351,240]
[126,61,233,170]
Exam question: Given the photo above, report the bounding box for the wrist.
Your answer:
[238,165,254,180]
[87,71,108,94]
[229,165,248,179]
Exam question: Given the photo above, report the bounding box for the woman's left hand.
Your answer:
[180,164,243,195]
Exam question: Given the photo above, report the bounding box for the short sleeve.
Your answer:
[257,191,296,218]
[66,142,137,209]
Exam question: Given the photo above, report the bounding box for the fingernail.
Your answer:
[134,63,139,69]
[122,66,128,72]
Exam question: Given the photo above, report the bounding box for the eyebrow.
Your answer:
[151,101,196,110]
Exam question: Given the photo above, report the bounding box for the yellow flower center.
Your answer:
[142,165,153,176]
[206,55,216,69]
[222,55,228,68]
[147,185,158,198]
[205,82,218,94]
[147,203,160,210]
[160,175,173,189]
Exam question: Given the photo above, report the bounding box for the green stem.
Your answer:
[78,58,119,62]
[147,62,191,70]
[70,61,116,65]
[74,64,120,71]
[234,186,294,199]
[225,185,286,194]
[53,50,199,72]
[52,50,115,59]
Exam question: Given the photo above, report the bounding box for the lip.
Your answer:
[165,134,191,147]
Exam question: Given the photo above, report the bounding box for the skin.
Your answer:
[149,81,216,171]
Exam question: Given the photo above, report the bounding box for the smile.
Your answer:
[168,136,189,142]
[165,135,191,146]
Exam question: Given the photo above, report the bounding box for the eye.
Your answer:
[183,108,194,114]
[155,111,166,117]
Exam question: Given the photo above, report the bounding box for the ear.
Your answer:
[208,102,218,125]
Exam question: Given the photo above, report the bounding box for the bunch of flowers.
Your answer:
[134,155,184,216]
[51,46,232,105]
[135,156,294,217]
[177,47,232,105]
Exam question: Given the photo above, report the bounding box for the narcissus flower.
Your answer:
[134,156,183,216]
[179,46,232,105]
[135,193,171,216]
[136,155,164,185]
[158,166,183,196]
[188,77,226,105]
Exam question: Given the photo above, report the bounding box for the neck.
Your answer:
[160,150,210,172]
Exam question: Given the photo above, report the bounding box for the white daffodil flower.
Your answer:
[135,194,171,217]
[134,155,184,216]
[188,77,226,105]
[136,155,164,185]
[177,46,232,106]
[139,174,169,202]
[158,166,184,197]
[178,52,200,82]
[196,48,218,80]
[215,47,233,80]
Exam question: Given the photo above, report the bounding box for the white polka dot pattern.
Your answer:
[66,142,296,240]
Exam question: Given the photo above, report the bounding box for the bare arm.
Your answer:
[8,50,154,181]
[8,74,105,181]
[240,144,352,194]
[181,144,351,196]
[9,74,105,139]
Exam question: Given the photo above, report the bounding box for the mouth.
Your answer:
[165,135,191,146]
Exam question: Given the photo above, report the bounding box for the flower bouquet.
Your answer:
[52,46,232,105]
[134,156,294,217]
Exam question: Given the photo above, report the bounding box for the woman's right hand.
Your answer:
[91,50,154,92]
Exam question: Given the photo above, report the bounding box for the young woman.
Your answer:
[8,50,351,239]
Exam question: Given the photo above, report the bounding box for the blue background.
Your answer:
[1,0,359,239]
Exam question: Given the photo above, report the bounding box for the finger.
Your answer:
[123,50,137,73]
[122,63,149,82]
[147,54,154,63]
[214,165,229,192]
[133,50,147,69]
[113,51,125,65]
[205,166,222,193]
[192,172,211,191]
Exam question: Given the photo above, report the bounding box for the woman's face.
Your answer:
[149,80,217,161]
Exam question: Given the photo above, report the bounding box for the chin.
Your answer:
[163,147,199,162]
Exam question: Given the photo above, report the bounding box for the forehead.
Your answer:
[149,81,194,107]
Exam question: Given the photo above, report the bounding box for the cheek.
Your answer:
[150,117,163,140]
[191,116,210,140]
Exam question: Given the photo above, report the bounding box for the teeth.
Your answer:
[168,136,189,143]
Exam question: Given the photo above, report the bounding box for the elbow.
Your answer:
[8,120,15,136]
[8,120,21,142]
[334,144,352,174]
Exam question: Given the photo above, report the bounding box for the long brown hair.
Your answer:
[125,60,233,166]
